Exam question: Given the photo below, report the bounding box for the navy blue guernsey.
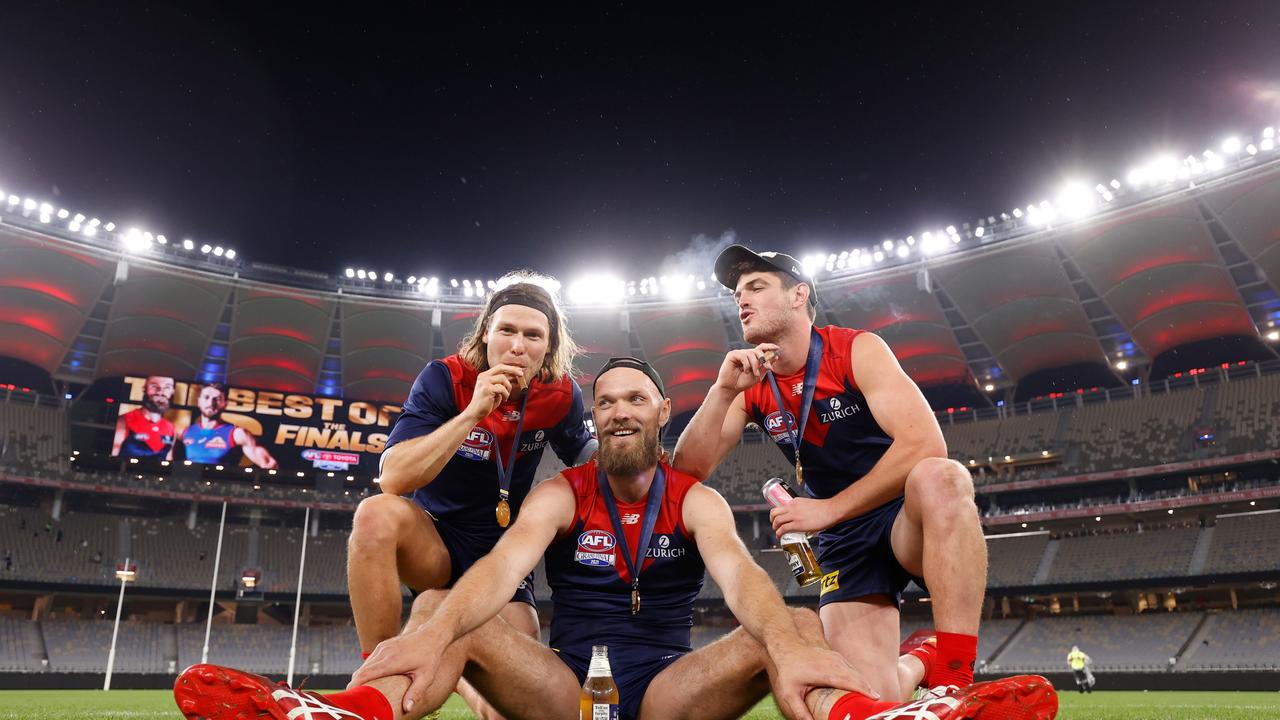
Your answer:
[384,355,594,548]
[742,326,897,536]
[544,461,705,655]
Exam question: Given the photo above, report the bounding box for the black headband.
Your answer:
[488,287,558,329]
[593,356,666,398]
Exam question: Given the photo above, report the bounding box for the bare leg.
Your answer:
[453,601,540,720]
[639,607,825,720]
[896,653,926,696]
[889,457,986,636]
[820,597,905,701]
[362,590,578,720]
[348,494,451,652]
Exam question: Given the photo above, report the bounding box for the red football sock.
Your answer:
[321,685,394,720]
[930,631,978,688]
[827,692,898,720]
[907,641,937,686]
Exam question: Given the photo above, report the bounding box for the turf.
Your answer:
[1,689,1278,719]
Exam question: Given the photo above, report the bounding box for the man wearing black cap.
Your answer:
[673,245,1001,703]
[173,356,1057,720]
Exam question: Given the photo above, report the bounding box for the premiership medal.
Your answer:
[492,387,531,528]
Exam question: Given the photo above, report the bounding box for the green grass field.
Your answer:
[1,690,1278,719]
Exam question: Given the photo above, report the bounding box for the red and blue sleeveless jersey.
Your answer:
[384,355,595,543]
[741,325,894,504]
[120,408,175,459]
[544,461,706,654]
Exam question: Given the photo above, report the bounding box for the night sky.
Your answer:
[2,3,1279,283]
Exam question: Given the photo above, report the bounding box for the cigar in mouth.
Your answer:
[761,348,779,366]
[517,373,529,391]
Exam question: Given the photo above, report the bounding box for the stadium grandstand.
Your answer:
[1,124,1280,694]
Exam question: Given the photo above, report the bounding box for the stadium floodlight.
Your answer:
[463,285,474,297]
[23,198,36,211]
[407,275,416,284]
[213,246,225,256]
[1011,207,1023,219]
[5,194,16,205]
[1267,330,1279,341]
[462,278,472,287]
[356,269,367,279]
[104,222,116,231]
[1221,136,1242,154]
[1204,150,1224,171]
[896,245,910,258]
[225,249,236,260]
[89,217,101,226]
[946,225,957,235]
[450,278,459,287]
[975,226,985,238]
[383,272,394,282]
[567,273,625,305]
[1116,360,1129,370]
[983,383,994,392]
[1263,138,1275,152]
[872,251,884,263]
[800,255,822,277]
[345,268,355,278]
[1247,144,1258,156]
[73,213,85,223]
[57,208,70,219]
[1055,181,1095,219]
[39,202,52,215]
[200,244,212,254]
[39,213,51,223]
[122,228,152,253]
[882,239,894,251]
[1265,126,1276,139]
[83,225,97,237]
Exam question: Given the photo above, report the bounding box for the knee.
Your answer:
[349,494,409,551]
[788,607,823,638]
[410,588,449,619]
[906,457,975,512]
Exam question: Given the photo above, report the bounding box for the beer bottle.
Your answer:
[579,644,619,720]
[762,477,823,587]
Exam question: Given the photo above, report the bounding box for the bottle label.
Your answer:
[593,703,618,720]
[785,550,804,576]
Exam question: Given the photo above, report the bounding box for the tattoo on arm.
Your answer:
[807,687,839,717]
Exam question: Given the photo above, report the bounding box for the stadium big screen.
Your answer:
[105,374,400,474]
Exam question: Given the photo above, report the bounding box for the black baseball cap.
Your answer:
[593,356,665,398]
[713,244,818,306]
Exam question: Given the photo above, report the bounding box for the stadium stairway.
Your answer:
[979,617,1028,673]
[1032,538,1058,584]
[1171,612,1214,671]
[1187,524,1215,576]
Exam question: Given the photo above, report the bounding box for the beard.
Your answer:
[599,423,662,477]
[742,310,788,345]
[142,396,169,413]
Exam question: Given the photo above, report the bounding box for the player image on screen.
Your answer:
[111,375,177,460]
[171,383,278,469]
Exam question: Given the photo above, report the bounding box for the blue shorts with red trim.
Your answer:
[813,497,925,607]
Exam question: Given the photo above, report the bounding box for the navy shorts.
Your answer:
[412,506,536,606]
[813,496,924,607]
[555,643,684,720]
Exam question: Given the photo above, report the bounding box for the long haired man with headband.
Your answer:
[345,271,596,719]
[673,246,1041,706]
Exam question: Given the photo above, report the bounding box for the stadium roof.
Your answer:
[3,157,1280,406]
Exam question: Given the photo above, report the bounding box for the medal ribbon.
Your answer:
[491,388,532,508]
[764,327,824,493]
[598,465,667,615]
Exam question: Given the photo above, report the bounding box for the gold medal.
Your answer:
[496,498,511,528]
[795,459,805,488]
[630,586,640,615]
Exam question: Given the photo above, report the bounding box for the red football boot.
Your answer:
[864,674,1058,720]
[174,663,366,720]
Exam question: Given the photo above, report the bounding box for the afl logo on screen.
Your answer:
[463,428,493,449]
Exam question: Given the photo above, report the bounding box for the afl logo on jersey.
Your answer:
[575,530,617,567]
[764,411,797,443]
[456,427,494,461]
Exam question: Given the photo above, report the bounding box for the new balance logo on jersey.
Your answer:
[621,513,641,525]
[818,395,861,424]
[791,382,804,396]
